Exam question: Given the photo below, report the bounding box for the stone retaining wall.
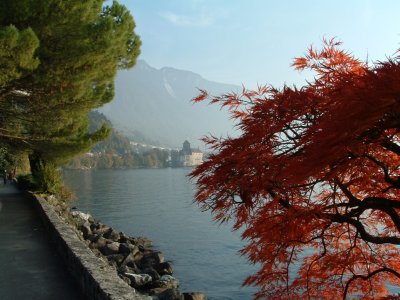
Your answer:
[29,192,151,300]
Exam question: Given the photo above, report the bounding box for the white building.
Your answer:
[171,140,204,167]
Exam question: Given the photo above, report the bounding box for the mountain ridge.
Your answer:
[100,60,240,148]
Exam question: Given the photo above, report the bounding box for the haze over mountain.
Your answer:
[99,60,240,148]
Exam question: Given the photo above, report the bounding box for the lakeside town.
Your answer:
[68,139,204,170]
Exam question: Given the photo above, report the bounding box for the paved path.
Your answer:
[0,183,84,300]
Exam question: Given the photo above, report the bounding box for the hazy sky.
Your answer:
[119,0,400,89]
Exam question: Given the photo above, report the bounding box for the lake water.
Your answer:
[63,168,258,300]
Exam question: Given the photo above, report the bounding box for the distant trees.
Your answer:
[66,112,170,170]
[191,39,400,298]
[68,147,170,170]
[0,0,141,191]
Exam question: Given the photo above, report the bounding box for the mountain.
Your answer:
[99,60,240,148]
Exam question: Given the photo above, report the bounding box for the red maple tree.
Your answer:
[191,39,400,299]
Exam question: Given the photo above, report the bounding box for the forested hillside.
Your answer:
[66,112,170,169]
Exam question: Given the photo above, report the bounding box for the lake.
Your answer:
[63,168,258,300]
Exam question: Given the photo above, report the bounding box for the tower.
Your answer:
[182,140,192,155]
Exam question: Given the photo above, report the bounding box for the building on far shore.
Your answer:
[171,140,203,167]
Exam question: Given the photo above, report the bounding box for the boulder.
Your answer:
[90,236,107,249]
[156,288,183,300]
[120,252,135,267]
[119,274,131,286]
[107,254,125,266]
[136,237,152,248]
[152,275,179,289]
[142,267,161,281]
[86,232,100,243]
[118,243,131,255]
[119,232,129,243]
[134,251,144,263]
[71,211,91,222]
[182,292,207,300]
[124,273,152,288]
[103,228,120,242]
[127,243,140,256]
[99,242,120,256]
[93,223,109,235]
[140,251,165,268]
[118,264,140,275]
[154,262,173,276]
[80,222,92,239]
[90,222,99,232]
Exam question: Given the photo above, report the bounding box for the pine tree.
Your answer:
[0,0,141,189]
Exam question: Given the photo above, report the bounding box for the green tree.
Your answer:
[0,0,141,191]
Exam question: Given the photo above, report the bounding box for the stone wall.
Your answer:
[29,192,151,300]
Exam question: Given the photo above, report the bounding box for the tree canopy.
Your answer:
[0,0,141,186]
[191,39,400,299]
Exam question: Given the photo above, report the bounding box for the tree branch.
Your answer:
[329,213,400,245]
[365,154,400,189]
[382,139,400,156]
[343,267,400,299]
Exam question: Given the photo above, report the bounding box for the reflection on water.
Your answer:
[63,168,258,300]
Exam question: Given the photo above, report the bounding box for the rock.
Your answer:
[93,223,109,235]
[86,233,99,243]
[118,264,140,275]
[103,228,120,242]
[152,275,179,289]
[89,222,99,232]
[119,232,129,243]
[125,273,152,288]
[120,274,131,286]
[107,254,125,266]
[182,292,207,300]
[142,267,161,281]
[99,242,120,256]
[134,251,144,263]
[156,288,183,300]
[154,262,173,276]
[80,222,92,239]
[71,211,91,222]
[136,237,152,248]
[120,252,136,268]
[118,243,131,255]
[140,251,165,268]
[128,244,140,256]
[89,236,107,249]
[127,237,138,245]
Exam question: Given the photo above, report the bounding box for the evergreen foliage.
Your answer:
[0,0,141,192]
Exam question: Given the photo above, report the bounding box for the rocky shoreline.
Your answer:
[66,208,206,300]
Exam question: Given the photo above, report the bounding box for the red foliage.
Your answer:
[190,39,400,299]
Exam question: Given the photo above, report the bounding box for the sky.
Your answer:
[119,0,400,89]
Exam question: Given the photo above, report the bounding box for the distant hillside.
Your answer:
[100,60,240,147]
[66,112,170,169]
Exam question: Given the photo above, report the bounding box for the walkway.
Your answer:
[0,183,84,300]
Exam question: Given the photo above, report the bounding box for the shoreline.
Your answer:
[29,192,206,300]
